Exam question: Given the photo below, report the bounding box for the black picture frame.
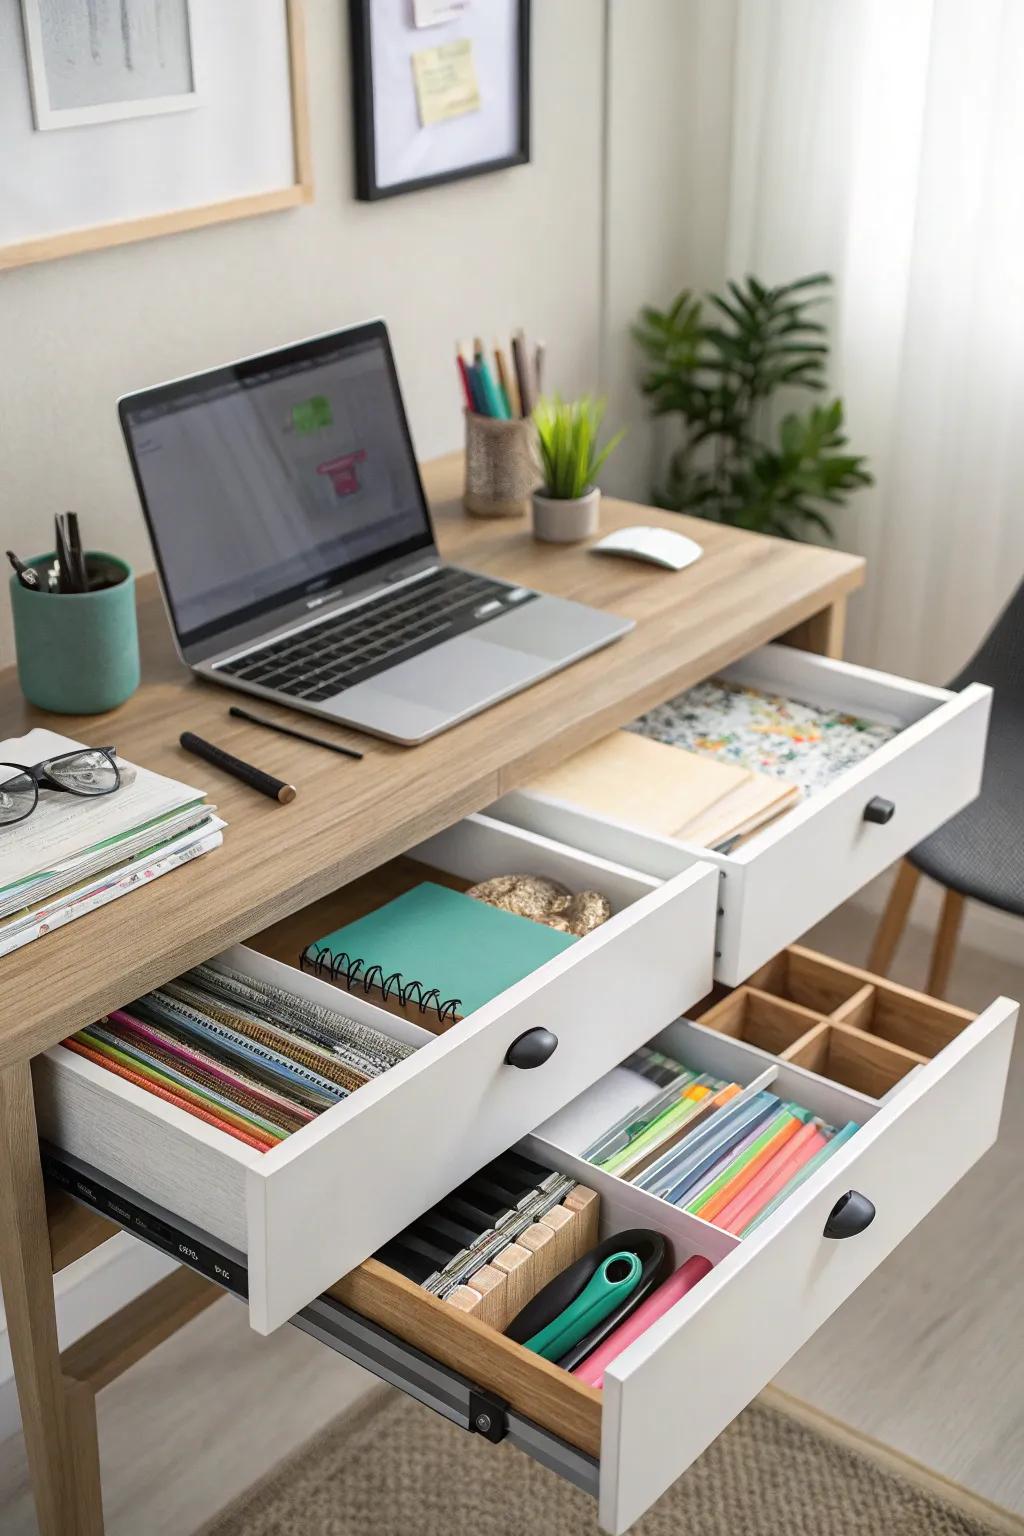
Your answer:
[349,0,531,201]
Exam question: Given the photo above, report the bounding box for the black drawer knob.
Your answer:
[863,796,895,825]
[824,1190,876,1239]
[504,1028,558,1069]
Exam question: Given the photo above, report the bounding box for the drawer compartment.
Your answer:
[33,812,718,1334]
[332,982,1017,1533]
[488,643,992,984]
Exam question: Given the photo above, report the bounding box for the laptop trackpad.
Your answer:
[328,632,545,738]
[361,633,542,707]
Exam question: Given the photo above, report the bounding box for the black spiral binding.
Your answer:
[300,943,462,1024]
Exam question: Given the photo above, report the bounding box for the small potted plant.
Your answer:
[532,395,625,543]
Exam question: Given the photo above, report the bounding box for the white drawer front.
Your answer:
[488,646,992,985]
[35,815,718,1334]
[592,997,1017,1532]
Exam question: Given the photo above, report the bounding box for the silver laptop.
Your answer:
[119,321,632,744]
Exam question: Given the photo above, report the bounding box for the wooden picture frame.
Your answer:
[20,0,200,131]
[349,0,530,201]
[1,0,313,272]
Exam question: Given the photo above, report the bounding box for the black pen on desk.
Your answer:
[228,705,364,760]
[179,731,296,804]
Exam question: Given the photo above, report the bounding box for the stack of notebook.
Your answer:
[526,730,800,853]
[0,728,224,956]
[529,678,901,852]
[61,961,415,1151]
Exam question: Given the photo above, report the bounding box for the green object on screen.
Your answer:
[292,395,333,434]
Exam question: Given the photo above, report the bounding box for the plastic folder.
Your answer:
[634,1091,781,1204]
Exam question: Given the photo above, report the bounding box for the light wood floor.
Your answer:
[1,890,1021,1535]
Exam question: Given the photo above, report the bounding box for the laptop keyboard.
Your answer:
[214,568,536,702]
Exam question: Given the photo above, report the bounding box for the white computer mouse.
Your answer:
[591,526,703,571]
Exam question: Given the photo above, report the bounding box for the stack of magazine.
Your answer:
[0,728,224,956]
[63,960,416,1150]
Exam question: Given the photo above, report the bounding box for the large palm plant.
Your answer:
[633,273,872,540]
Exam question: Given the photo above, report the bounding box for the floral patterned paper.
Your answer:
[629,679,899,799]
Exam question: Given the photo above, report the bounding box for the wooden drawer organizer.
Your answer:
[691,946,977,1103]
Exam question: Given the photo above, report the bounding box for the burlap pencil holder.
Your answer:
[463,411,540,518]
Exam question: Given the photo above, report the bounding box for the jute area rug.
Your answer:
[203,1383,1024,1536]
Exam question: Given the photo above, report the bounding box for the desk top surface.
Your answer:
[0,452,863,1063]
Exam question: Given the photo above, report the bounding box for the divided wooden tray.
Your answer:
[693,946,977,1100]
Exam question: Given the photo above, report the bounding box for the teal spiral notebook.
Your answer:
[300,881,577,1023]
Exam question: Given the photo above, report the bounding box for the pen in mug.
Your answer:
[6,551,41,591]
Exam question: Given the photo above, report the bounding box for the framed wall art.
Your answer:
[349,0,530,200]
[1,0,313,270]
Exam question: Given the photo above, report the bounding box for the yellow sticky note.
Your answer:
[411,38,481,127]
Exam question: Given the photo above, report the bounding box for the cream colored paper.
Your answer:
[526,730,800,849]
[411,39,482,127]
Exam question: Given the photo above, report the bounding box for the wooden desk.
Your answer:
[0,453,863,1535]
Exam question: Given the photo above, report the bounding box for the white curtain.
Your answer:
[723,0,1024,683]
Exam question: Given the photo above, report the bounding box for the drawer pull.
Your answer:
[504,1028,559,1069]
[824,1190,876,1239]
[863,796,895,825]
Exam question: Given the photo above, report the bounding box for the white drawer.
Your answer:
[33,812,718,1334]
[332,988,1017,1533]
[488,644,992,984]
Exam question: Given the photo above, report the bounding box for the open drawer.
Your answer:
[326,980,1017,1533]
[487,643,992,984]
[33,811,718,1334]
[40,954,1017,1531]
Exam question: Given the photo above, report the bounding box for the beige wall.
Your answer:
[0,0,605,665]
[600,0,738,502]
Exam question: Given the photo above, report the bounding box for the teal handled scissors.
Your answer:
[524,1252,643,1362]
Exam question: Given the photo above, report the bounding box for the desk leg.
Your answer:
[0,1061,102,1536]
[780,595,847,659]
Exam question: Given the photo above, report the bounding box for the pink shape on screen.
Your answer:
[316,448,368,496]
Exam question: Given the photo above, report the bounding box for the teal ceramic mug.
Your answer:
[10,553,141,714]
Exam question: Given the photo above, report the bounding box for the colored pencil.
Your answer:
[456,351,474,411]
[511,331,535,416]
[464,362,485,415]
[494,345,517,417]
[474,350,506,418]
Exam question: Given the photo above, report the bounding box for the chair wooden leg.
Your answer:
[927,887,966,999]
[868,860,921,976]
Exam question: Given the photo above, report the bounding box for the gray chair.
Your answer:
[869,576,1024,995]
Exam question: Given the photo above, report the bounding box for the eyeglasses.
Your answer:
[0,747,121,827]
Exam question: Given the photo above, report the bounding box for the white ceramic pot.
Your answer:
[531,487,601,543]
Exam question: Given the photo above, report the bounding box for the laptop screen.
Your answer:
[119,322,435,650]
